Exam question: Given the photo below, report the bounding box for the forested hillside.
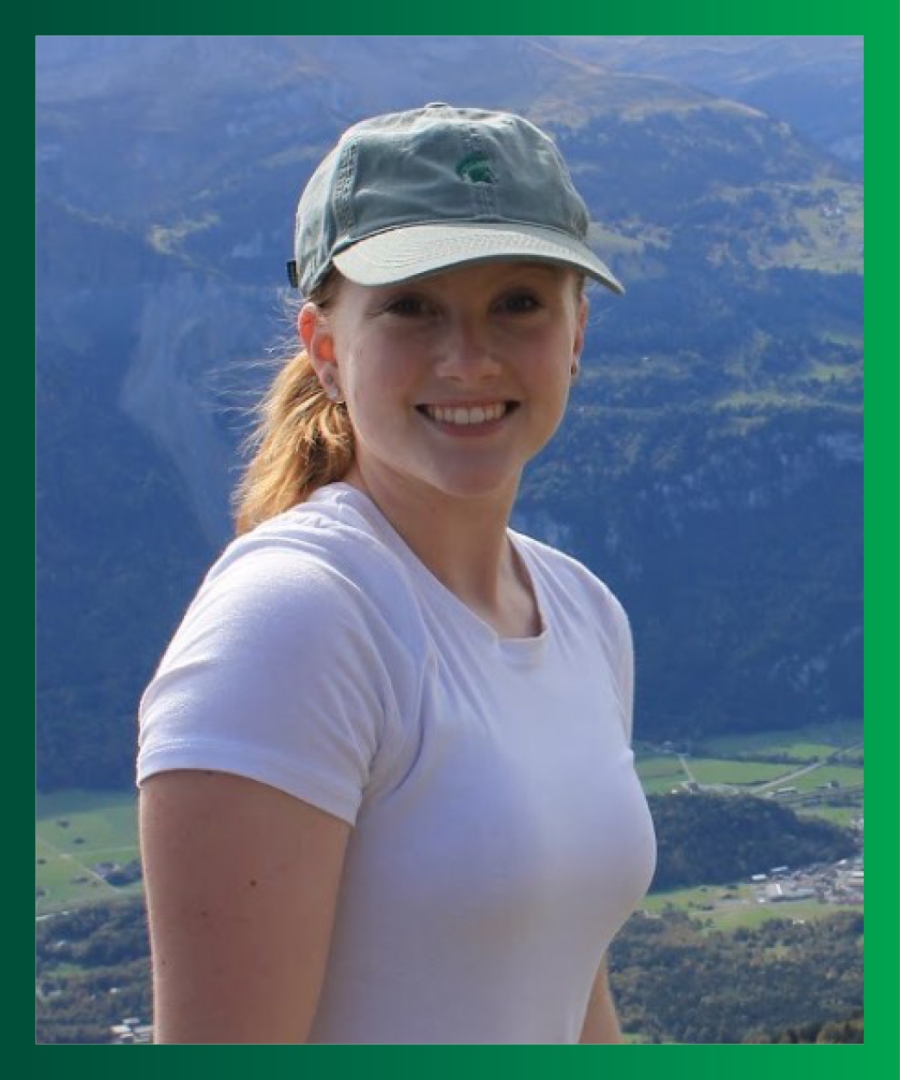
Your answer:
[37,891,863,1044]
[36,36,862,789]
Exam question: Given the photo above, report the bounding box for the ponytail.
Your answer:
[232,281,354,534]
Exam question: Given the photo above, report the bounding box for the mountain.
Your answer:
[35,36,862,789]
[551,36,863,167]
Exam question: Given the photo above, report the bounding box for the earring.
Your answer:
[570,362,580,379]
[322,371,344,403]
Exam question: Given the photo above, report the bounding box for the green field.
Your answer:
[686,757,796,787]
[797,804,861,829]
[634,755,688,794]
[635,750,864,798]
[637,718,863,803]
[36,790,141,915]
[784,765,864,793]
[694,719,862,761]
[642,881,861,933]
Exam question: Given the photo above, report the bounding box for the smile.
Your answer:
[418,402,516,426]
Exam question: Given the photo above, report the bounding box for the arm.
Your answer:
[139,769,350,1044]
[579,957,624,1044]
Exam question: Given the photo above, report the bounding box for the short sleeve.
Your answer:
[593,579,636,744]
[614,603,636,743]
[137,545,416,825]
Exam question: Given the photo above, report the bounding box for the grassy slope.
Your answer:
[36,791,141,915]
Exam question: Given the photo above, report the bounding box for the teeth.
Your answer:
[424,402,507,426]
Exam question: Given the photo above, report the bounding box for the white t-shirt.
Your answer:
[137,482,657,1044]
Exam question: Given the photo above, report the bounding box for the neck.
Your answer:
[342,465,532,633]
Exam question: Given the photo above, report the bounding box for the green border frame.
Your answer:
[32,5,898,1079]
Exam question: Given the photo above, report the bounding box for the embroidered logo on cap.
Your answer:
[455,153,496,184]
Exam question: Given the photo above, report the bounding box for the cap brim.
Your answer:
[332,222,625,295]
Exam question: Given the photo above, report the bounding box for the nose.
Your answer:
[433,315,501,382]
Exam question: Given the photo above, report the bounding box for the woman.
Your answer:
[138,103,657,1045]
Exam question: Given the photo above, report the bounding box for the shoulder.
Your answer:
[139,488,428,819]
[147,489,431,721]
[512,530,630,644]
[197,488,428,653]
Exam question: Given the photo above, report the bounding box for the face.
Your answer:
[300,260,587,507]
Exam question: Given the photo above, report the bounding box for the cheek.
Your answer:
[526,336,576,383]
[342,349,410,433]
[349,340,418,398]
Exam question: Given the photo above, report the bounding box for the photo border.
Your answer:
[32,5,897,1078]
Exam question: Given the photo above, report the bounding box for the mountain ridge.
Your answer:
[35,36,862,790]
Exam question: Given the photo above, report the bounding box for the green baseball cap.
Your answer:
[288,103,624,297]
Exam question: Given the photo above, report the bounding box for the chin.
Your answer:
[418,465,522,503]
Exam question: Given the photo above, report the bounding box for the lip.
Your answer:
[417,400,516,409]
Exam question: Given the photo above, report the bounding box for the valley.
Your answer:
[35,721,864,1044]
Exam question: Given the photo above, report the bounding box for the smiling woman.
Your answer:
[136,103,656,1045]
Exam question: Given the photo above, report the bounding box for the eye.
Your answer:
[383,295,431,318]
[497,290,543,314]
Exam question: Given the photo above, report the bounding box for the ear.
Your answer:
[298,302,336,375]
[572,293,588,362]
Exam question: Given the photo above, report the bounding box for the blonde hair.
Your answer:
[232,277,353,535]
